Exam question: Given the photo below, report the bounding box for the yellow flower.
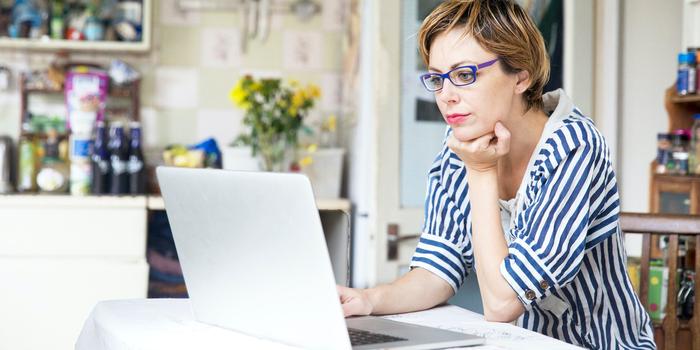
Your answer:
[288,107,298,117]
[251,82,262,91]
[229,78,249,109]
[291,91,305,108]
[307,143,318,153]
[307,84,321,98]
[299,156,313,167]
[290,79,300,88]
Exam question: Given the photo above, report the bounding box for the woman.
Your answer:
[337,0,655,349]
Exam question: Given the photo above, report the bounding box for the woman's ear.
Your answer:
[514,70,531,95]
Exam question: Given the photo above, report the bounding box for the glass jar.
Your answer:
[657,133,672,174]
[671,130,690,175]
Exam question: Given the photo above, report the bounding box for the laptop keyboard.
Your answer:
[348,328,408,346]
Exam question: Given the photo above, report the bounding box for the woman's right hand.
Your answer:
[336,285,373,317]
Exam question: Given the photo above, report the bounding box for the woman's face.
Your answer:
[428,28,522,142]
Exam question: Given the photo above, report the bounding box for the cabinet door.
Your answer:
[652,179,695,214]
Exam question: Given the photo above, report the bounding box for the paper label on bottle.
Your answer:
[127,157,143,173]
[70,138,92,159]
[111,156,127,175]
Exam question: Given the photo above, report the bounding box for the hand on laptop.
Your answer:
[337,285,373,317]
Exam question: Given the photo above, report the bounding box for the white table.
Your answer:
[76,299,581,350]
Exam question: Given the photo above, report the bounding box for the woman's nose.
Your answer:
[437,80,460,105]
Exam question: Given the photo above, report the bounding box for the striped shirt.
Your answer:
[410,89,656,349]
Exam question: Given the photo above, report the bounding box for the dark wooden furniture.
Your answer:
[18,61,141,140]
[620,212,700,350]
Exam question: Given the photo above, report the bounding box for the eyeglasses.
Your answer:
[419,58,500,92]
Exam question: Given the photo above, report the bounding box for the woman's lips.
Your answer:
[445,113,471,124]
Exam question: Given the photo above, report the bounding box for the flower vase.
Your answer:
[258,134,292,172]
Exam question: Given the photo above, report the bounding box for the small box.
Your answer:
[648,264,669,321]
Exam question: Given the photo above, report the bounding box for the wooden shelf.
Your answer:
[653,319,694,330]
[670,93,700,104]
[23,84,137,98]
[0,38,150,53]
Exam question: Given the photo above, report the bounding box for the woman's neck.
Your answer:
[497,107,549,199]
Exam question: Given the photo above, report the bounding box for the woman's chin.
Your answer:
[451,126,483,142]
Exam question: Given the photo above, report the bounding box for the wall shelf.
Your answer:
[0,0,151,54]
[0,38,150,53]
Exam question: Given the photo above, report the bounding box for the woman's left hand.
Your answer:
[447,122,511,173]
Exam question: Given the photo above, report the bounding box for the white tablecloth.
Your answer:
[75,299,581,350]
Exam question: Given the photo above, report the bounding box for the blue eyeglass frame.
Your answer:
[419,58,500,92]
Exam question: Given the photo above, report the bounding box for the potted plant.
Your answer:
[226,75,320,172]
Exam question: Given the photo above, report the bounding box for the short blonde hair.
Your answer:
[418,0,550,111]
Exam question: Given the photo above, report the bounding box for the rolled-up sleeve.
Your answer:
[500,143,595,308]
[410,138,472,293]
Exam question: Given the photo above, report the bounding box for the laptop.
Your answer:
[156,167,484,349]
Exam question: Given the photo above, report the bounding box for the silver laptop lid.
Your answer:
[156,167,352,350]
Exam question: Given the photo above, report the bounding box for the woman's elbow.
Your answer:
[483,300,524,323]
[483,309,519,323]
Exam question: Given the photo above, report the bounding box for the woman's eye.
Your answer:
[456,71,474,82]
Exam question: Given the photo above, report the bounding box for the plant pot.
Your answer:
[221,146,260,171]
[300,148,345,199]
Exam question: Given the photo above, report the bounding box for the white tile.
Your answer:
[154,67,199,109]
[201,28,243,68]
[320,73,342,110]
[238,69,283,79]
[140,107,159,148]
[160,0,200,26]
[196,109,245,148]
[322,0,349,31]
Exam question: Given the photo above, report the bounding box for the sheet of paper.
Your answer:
[382,305,582,350]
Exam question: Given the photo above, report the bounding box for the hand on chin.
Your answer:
[447,122,511,173]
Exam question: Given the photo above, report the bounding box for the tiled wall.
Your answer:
[0,0,349,151]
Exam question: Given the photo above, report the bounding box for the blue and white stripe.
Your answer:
[410,92,655,349]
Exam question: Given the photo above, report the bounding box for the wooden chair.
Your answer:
[619,212,700,350]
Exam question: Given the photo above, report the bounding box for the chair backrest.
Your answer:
[619,212,700,350]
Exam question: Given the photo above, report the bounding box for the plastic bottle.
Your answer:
[679,53,692,96]
[689,51,697,95]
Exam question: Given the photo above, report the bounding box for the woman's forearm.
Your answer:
[364,268,455,315]
[467,169,525,322]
